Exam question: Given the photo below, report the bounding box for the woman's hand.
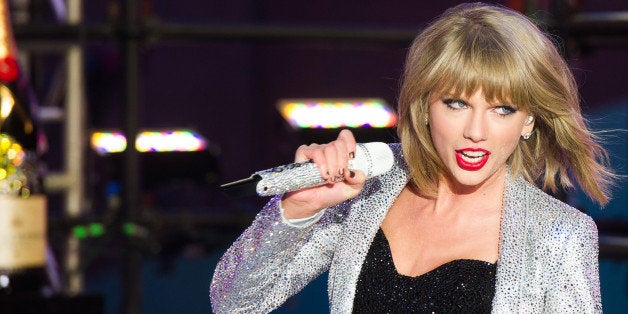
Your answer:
[281,129,367,219]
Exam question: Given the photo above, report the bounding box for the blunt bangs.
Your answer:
[421,12,533,111]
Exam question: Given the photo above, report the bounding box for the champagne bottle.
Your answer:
[0,0,49,296]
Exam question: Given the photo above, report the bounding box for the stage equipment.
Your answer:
[277,98,396,129]
[90,129,208,154]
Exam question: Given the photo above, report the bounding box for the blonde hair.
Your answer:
[397,3,614,205]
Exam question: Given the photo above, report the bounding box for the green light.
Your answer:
[123,222,136,236]
[89,223,105,237]
[72,226,88,239]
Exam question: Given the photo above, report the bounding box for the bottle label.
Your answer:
[0,195,47,269]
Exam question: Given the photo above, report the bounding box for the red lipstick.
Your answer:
[455,148,490,171]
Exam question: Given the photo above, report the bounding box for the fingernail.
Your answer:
[350,171,355,178]
[349,152,355,159]
[339,168,344,175]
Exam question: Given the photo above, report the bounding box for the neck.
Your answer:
[431,168,507,215]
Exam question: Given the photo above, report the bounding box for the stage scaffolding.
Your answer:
[11,1,628,313]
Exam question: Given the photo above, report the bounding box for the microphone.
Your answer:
[220,142,394,197]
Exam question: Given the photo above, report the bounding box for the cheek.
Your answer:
[429,108,457,142]
[495,130,523,159]
[429,121,459,160]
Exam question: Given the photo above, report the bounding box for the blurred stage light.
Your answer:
[277,98,397,129]
[90,129,220,190]
[90,129,207,154]
[136,130,206,153]
[91,131,127,154]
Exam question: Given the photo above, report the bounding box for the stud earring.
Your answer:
[424,116,429,126]
[522,132,532,140]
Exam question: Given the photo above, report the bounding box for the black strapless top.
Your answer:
[353,228,496,313]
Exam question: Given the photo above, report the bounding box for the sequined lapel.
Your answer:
[491,175,529,312]
[329,144,408,313]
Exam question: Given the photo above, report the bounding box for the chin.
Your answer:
[453,177,486,188]
[448,167,502,189]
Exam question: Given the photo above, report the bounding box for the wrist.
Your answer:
[280,196,323,219]
[279,200,325,228]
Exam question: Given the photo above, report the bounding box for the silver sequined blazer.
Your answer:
[211,144,602,313]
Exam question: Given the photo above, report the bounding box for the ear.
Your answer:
[521,115,534,136]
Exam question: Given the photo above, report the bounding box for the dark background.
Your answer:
[12,0,628,313]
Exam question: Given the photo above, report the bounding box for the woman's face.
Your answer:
[428,88,534,190]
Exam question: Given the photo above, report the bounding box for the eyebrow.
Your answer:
[441,95,518,108]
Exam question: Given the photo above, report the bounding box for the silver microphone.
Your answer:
[221,142,394,197]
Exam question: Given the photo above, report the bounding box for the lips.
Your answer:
[455,148,490,171]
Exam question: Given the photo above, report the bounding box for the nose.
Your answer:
[463,111,488,142]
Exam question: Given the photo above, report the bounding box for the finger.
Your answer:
[295,144,331,179]
[337,129,357,159]
[309,146,330,180]
[323,144,339,182]
[294,144,315,163]
[344,169,366,186]
[332,139,349,177]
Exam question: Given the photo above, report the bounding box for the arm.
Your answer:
[210,129,366,313]
[210,195,344,313]
[545,214,602,313]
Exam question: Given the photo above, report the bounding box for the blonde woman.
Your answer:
[211,3,611,313]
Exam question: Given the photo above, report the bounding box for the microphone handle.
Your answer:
[255,161,339,197]
[220,142,388,198]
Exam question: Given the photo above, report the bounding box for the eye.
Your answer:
[494,105,517,116]
[443,98,467,110]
